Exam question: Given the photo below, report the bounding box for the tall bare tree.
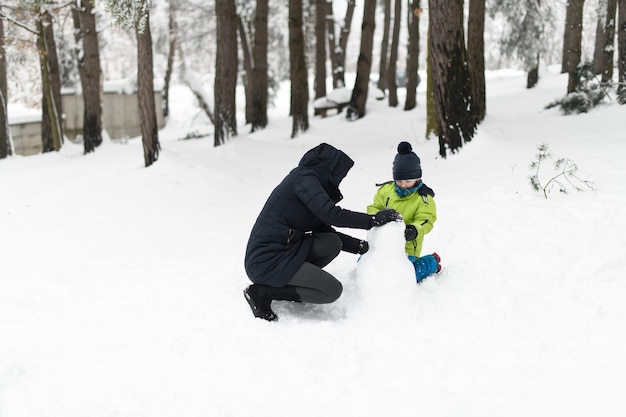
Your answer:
[289,0,309,137]
[250,0,268,131]
[163,0,178,121]
[314,0,327,114]
[404,1,421,111]
[237,8,253,124]
[618,0,626,103]
[37,8,63,153]
[105,0,160,166]
[0,16,10,159]
[565,0,586,93]
[72,0,103,154]
[137,11,160,165]
[467,0,486,122]
[387,0,401,107]
[429,0,476,157]
[215,0,238,145]
[327,0,355,88]
[378,0,391,91]
[347,0,376,120]
[425,22,437,139]
[593,0,618,83]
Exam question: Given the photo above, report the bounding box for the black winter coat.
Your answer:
[244,143,373,287]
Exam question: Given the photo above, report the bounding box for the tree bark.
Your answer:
[598,0,618,83]
[237,15,253,124]
[378,0,391,91]
[289,0,309,137]
[404,1,421,111]
[73,0,103,155]
[387,0,401,107]
[562,2,573,74]
[425,22,438,139]
[37,10,63,153]
[250,0,268,131]
[0,17,10,158]
[314,0,327,115]
[467,0,486,122]
[429,0,476,157]
[347,0,376,120]
[566,0,585,93]
[215,0,238,145]
[337,0,355,88]
[618,0,626,101]
[136,12,160,166]
[163,0,178,121]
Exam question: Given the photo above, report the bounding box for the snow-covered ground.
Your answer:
[2,67,625,416]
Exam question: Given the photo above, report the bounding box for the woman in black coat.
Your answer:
[244,143,399,321]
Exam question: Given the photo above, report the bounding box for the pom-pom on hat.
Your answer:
[392,141,422,180]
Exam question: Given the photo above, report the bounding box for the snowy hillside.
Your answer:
[1,67,625,417]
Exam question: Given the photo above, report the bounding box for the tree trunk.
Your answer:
[73,0,103,155]
[326,1,339,88]
[163,0,178,121]
[593,17,605,75]
[237,15,253,124]
[387,0,401,107]
[337,0,355,88]
[404,1,421,111]
[215,0,238,145]
[566,0,585,93]
[250,0,269,131]
[37,11,63,153]
[347,0,376,120]
[598,0,618,83]
[136,13,160,166]
[562,3,573,74]
[618,0,626,102]
[0,17,11,159]
[527,56,540,88]
[429,0,476,157]
[425,22,438,139]
[378,0,391,91]
[314,0,327,115]
[467,0,486,122]
[289,0,309,137]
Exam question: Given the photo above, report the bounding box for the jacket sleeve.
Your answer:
[335,231,363,254]
[295,172,372,230]
[367,186,387,215]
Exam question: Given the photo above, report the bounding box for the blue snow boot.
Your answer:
[409,253,441,283]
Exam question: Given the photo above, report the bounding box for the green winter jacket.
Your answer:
[367,182,437,257]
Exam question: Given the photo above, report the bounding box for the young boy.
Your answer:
[367,141,441,282]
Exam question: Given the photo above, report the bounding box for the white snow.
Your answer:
[1,67,625,416]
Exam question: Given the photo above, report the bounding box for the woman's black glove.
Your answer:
[357,240,369,255]
[404,224,418,241]
[371,208,401,227]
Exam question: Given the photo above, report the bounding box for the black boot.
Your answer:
[243,284,278,322]
[243,285,302,322]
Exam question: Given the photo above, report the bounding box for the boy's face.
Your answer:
[395,179,420,189]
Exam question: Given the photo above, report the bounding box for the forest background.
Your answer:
[0,0,624,167]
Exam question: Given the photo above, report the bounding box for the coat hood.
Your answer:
[298,143,354,190]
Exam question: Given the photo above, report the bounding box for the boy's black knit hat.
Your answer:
[392,141,422,180]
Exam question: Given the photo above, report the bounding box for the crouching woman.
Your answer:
[244,143,399,321]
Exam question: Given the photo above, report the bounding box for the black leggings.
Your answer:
[287,233,343,304]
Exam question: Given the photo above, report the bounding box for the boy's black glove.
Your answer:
[357,240,369,255]
[418,182,435,198]
[371,208,401,227]
[404,224,418,241]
